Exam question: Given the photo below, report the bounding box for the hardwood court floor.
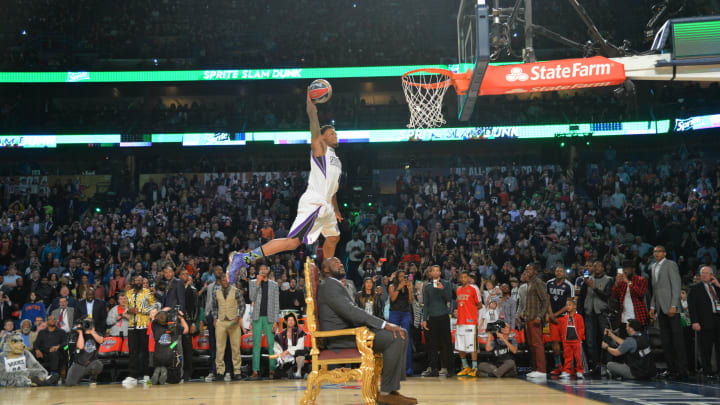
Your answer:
[0,377,608,405]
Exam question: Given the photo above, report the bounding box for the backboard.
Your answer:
[456,0,491,121]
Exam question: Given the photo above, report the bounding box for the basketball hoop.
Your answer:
[402,68,471,130]
[402,68,452,129]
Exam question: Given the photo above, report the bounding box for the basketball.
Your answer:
[308,79,332,103]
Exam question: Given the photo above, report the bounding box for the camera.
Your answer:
[168,305,181,324]
[602,329,618,348]
[73,317,93,332]
[486,320,506,340]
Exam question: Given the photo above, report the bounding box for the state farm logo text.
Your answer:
[504,62,612,82]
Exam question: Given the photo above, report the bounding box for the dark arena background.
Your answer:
[2,1,720,404]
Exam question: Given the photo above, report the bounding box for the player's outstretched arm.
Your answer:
[307,89,321,143]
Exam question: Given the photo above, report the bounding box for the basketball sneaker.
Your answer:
[550,367,563,376]
[457,367,472,376]
[559,372,571,379]
[467,369,478,377]
[576,372,585,379]
[227,251,250,283]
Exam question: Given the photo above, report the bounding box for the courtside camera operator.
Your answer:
[65,316,104,386]
[476,320,518,377]
[151,306,188,385]
[601,319,656,380]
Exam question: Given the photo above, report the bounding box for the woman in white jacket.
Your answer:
[106,294,129,337]
[271,313,306,379]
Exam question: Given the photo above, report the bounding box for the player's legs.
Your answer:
[323,235,339,259]
[549,323,563,374]
[262,238,303,256]
[456,325,477,375]
[227,203,325,282]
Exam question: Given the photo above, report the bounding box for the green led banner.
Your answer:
[0,120,672,149]
[0,65,451,84]
[0,63,501,84]
[673,19,720,59]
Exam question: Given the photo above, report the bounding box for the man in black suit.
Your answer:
[0,290,12,325]
[688,266,720,377]
[317,257,416,405]
[78,287,107,333]
[161,265,186,312]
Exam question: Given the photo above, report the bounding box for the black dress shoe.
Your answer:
[656,370,671,379]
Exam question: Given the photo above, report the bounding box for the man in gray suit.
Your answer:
[50,296,74,333]
[649,245,688,378]
[318,258,417,405]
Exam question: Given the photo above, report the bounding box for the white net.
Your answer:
[402,70,452,129]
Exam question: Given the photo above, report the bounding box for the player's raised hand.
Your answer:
[306,88,317,114]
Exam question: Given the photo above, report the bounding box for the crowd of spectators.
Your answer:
[0,140,719,385]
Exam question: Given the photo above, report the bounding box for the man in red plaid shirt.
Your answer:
[612,260,649,334]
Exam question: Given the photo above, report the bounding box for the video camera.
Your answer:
[73,316,93,332]
[167,305,181,325]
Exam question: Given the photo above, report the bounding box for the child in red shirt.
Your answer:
[558,299,585,378]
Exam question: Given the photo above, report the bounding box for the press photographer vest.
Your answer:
[626,333,654,379]
[493,338,513,363]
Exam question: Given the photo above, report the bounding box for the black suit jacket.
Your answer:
[688,282,720,327]
[78,299,108,332]
[317,277,385,350]
[163,278,186,313]
[0,301,12,324]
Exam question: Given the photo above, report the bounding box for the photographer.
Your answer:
[477,320,517,378]
[150,307,188,385]
[66,318,104,386]
[602,319,656,380]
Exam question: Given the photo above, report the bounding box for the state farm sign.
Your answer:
[478,56,626,96]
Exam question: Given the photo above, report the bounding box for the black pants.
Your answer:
[427,315,452,371]
[658,310,687,374]
[128,328,149,379]
[584,312,610,369]
[207,316,216,374]
[182,333,193,379]
[683,326,697,372]
[698,314,720,374]
[39,349,65,373]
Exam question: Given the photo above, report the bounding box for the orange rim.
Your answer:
[402,68,454,90]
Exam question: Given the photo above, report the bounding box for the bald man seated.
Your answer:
[317,257,417,405]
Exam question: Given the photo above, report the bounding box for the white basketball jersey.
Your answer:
[307,146,341,202]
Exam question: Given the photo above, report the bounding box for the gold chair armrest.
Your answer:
[313,327,369,338]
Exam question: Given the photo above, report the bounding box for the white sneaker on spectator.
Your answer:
[122,377,138,386]
[294,372,302,379]
[576,372,585,379]
[205,373,215,382]
[438,368,449,377]
[527,371,547,379]
[224,372,232,382]
[559,372,571,379]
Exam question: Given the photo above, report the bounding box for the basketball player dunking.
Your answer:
[226,89,342,283]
